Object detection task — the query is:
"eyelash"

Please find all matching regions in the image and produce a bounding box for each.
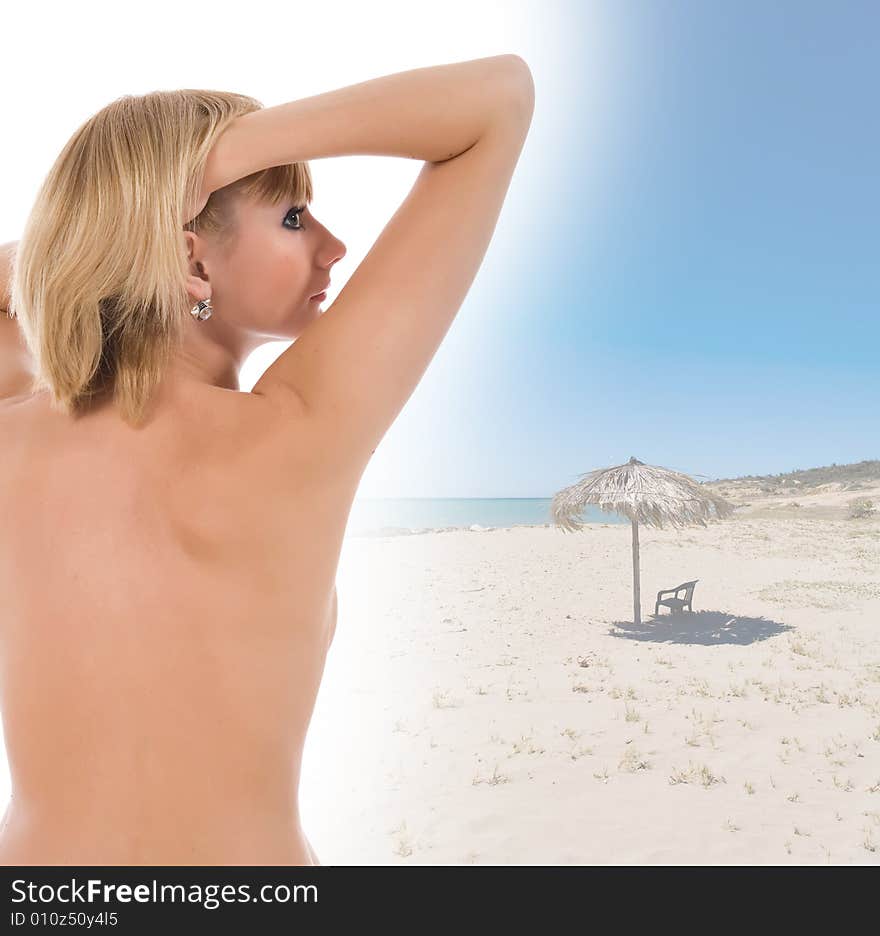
[283,206,307,230]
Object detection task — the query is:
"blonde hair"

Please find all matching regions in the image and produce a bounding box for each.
[10,89,313,427]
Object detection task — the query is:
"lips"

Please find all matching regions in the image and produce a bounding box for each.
[310,282,330,298]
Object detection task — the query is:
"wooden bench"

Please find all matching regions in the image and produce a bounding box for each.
[654,580,699,615]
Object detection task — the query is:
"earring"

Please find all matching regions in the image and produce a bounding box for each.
[190,297,213,321]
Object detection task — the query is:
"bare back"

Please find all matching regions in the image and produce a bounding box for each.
[0,382,352,864]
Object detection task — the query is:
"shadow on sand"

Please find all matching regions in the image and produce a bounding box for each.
[608,609,793,646]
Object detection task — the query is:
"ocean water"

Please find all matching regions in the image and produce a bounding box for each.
[345,497,629,537]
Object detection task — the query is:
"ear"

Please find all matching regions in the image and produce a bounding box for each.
[181,231,211,303]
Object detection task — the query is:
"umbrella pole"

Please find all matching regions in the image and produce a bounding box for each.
[631,518,641,625]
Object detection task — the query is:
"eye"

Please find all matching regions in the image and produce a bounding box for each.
[282,206,306,230]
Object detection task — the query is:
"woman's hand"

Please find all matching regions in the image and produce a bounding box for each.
[0,239,35,397]
[0,241,17,314]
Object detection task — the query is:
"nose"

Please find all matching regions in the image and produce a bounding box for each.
[320,236,345,274]
[328,233,346,265]
[311,212,346,269]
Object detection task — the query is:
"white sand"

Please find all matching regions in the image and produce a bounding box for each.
[299,485,880,865]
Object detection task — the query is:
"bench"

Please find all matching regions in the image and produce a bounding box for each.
[654,580,699,615]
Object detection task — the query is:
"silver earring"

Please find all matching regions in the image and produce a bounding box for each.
[190,298,213,321]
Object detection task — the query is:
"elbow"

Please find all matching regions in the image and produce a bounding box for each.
[496,55,536,128]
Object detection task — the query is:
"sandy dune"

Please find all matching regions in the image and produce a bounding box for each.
[299,491,880,866]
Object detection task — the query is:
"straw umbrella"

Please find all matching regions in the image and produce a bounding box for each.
[551,456,735,625]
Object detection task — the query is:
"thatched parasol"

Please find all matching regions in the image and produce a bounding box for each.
[551,456,736,625]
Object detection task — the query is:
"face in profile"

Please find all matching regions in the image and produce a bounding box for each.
[184,194,347,343]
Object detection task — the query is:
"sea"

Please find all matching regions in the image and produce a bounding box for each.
[345,497,629,537]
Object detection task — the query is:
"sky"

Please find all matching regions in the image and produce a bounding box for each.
[1,1,877,498]
[365,0,879,497]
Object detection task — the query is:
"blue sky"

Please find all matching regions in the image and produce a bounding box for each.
[356,1,879,498]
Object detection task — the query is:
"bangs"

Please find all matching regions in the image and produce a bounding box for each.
[235,162,314,209]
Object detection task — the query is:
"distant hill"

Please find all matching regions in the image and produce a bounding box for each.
[704,459,880,501]
[710,460,880,488]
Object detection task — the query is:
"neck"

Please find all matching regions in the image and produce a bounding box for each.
[168,313,270,391]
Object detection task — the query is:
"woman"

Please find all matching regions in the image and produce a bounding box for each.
[0,54,534,865]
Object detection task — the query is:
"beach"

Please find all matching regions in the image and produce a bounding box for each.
[300,481,880,865]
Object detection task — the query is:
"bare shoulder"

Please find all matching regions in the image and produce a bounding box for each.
[223,385,365,563]
[232,382,367,496]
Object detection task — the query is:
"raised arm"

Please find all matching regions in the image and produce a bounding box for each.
[202,55,535,477]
